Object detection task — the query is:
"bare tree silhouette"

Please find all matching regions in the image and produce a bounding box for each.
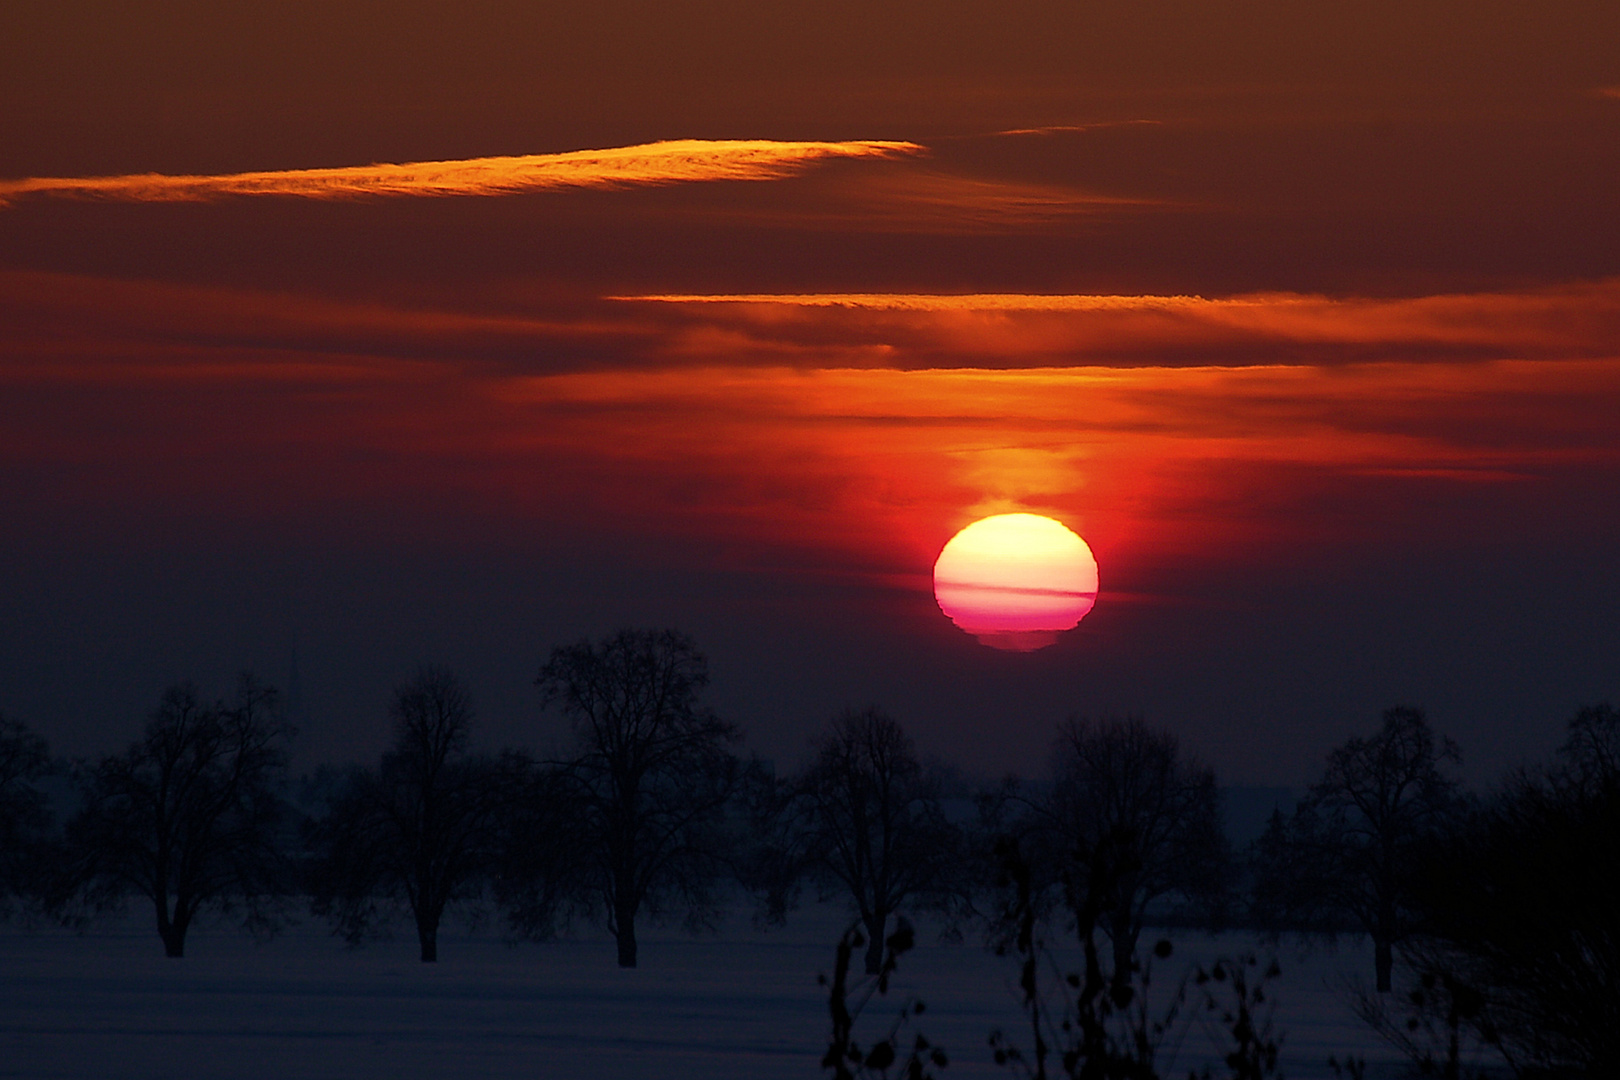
[767,707,962,975]
[537,628,740,968]
[1018,715,1228,994]
[308,665,500,962]
[68,676,290,957]
[1559,701,1619,794]
[1253,706,1462,991]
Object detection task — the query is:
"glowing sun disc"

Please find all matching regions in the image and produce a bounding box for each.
[933,513,1098,651]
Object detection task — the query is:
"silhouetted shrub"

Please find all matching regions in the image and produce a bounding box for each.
[490,750,583,943]
[1347,966,1494,1080]
[988,837,1180,1080]
[985,839,1282,1080]
[0,713,53,918]
[821,915,947,1080]
[1188,954,1284,1080]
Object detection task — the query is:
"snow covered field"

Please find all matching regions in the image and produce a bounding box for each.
[3,908,1416,1080]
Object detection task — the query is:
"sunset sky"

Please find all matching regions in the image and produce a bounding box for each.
[3,0,1617,785]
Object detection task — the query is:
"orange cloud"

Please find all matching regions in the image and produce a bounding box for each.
[5,272,1618,594]
[628,292,1215,310]
[0,139,922,206]
[622,283,1620,365]
[10,272,1620,395]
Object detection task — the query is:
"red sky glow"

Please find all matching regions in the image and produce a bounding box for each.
[2,0,1618,782]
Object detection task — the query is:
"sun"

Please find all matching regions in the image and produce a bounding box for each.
[932,513,1099,651]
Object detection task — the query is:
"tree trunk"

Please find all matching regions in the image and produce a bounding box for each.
[614,890,639,968]
[863,911,886,976]
[1373,891,1400,992]
[415,891,445,962]
[1375,934,1393,992]
[157,898,187,958]
[1109,917,1138,992]
[615,919,638,968]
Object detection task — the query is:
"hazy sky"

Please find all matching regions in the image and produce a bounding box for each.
[3,0,1618,785]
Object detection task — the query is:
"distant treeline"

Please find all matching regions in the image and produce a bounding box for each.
[1,627,1615,1076]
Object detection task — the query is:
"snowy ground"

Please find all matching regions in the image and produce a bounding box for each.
[2,906,1435,1080]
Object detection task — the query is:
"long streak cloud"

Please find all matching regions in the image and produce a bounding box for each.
[0,139,922,206]
[621,285,1620,361]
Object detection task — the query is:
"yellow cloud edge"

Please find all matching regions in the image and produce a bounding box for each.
[0,139,924,206]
